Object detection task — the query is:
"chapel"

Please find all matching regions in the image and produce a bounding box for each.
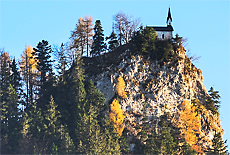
[147,7,174,40]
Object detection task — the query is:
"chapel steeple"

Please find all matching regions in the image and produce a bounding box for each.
[166,7,172,26]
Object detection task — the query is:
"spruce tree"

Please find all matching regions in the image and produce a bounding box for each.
[157,114,178,154]
[101,116,121,154]
[33,40,52,93]
[0,51,11,105]
[206,87,221,115]
[61,55,86,147]
[1,85,21,154]
[1,52,22,154]
[212,132,227,154]
[106,30,119,51]
[142,27,157,54]
[91,20,105,57]
[44,95,75,154]
[33,40,53,111]
[22,102,46,154]
[10,58,22,92]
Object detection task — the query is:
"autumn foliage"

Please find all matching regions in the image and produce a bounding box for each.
[179,100,202,153]
[116,76,127,99]
[109,98,125,136]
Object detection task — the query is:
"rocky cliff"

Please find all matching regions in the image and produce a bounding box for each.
[84,45,223,152]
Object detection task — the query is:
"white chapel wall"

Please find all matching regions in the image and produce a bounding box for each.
[156,31,172,40]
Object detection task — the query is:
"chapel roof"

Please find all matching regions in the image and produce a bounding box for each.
[147,25,173,32]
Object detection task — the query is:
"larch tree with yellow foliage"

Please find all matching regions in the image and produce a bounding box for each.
[179,100,202,153]
[109,98,125,136]
[116,76,127,99]
[70,15,94,57]
[20,45,39,107]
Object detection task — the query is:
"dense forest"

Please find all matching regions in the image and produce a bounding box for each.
[0,13,228,154]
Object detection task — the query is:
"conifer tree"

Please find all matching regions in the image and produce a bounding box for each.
[33,40,53,111]
[91,20,105,57]
[10,58,22,92]
[33,40,52,91]
[22,102,46,154]
[157,114,178,154]
[211,132,227,154]
[106,30,119,51]
[0,51,11,104]
[206,87,221,115]
[142,27,157,54]
[1,85,21,154]
[141,113,178,154]
[60,55,86,146]
[44,95,75,154]
[1,51,21,154]
[101,116,121,154]
[119,128,130,154]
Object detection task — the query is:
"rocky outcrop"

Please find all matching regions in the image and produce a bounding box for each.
[86,50,223,151]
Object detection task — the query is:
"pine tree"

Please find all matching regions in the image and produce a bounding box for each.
[60,55,86,147]
[119,128,130,154]
[33,40,52,91]
[106,30,119,51]
[211,132,227,154]
[10,58,22,92]
[85,80,106,122]
[0,51,22,154]
[1,85,21,154]
[101,116,121,154]
[0,51,11,105]
[157,114,178,154]
[91,20,105,57]
[33,40,53,111]
[142,113,178,154]
[142,27,157,54]
[21,102,46,154]
[44,95,75,154]
[206,87,221,115]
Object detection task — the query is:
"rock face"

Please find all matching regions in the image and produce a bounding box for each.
[87,50,223,151]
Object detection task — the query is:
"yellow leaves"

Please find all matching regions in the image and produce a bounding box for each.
[108,76,127,136]
[109,98,125,137]
[116,76,127,99]
[1,51,10,62]
[20,45,38,73]
[179,100,202,153]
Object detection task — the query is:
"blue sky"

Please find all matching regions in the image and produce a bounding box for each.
[1,0,229,147]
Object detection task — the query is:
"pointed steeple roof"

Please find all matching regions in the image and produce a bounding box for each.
[166,7,172,23]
